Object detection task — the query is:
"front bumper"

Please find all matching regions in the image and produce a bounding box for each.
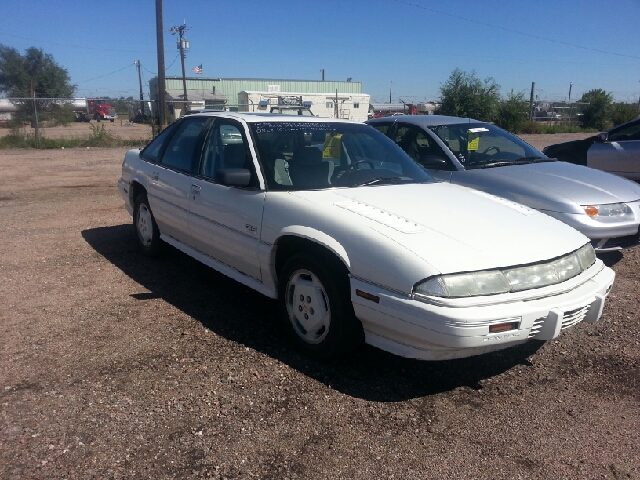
[351,262,615,361]
[541,200,640,252]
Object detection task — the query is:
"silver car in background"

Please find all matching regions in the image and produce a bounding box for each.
[543,117,640,181]
[366,115,640,252]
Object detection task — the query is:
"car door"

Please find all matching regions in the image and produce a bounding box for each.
[188,118,266,281]
[145,116,209,242]
[588,119,640,180]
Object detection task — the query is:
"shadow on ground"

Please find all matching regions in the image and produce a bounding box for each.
[82,224,543,402]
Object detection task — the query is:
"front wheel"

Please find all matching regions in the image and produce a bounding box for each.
[278,253,363,359]
[133,193,163,256]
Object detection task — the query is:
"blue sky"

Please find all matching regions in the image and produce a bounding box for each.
[1,0,639,104]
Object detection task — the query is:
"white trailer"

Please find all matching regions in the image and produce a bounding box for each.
[238,91,371,122]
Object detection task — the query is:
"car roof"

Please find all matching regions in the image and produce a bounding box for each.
[366,114,482,127]
[185,111,357,124]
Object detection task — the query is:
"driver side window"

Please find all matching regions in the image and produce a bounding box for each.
[393,124,452,170]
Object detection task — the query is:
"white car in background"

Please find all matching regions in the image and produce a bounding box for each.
[118,113,614,361]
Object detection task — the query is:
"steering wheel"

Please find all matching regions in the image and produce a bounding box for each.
[481,146,500,155]
[332,159,375,184]
[346,159,375,170]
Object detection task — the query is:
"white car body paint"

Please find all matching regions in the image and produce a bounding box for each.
[119,113,615,360]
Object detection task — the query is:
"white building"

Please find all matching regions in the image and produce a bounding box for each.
[238,91,371,122]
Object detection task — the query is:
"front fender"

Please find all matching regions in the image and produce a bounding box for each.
[274,225,351,269]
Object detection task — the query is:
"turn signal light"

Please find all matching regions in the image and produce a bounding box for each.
[489,321,519,333]
[584,206,599,217]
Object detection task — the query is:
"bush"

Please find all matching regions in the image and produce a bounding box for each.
[438,69,501,121]
[495,90,529,133]
[609,102,639,128]
[0,125,148,149]
[518,121,543,134]
[579,89,613,130]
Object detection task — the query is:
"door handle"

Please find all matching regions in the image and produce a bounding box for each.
[151,171,159,181]
[191,184,201,198]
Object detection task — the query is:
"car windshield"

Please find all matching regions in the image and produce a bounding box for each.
[428,123,549,169]
[250,121,433,190]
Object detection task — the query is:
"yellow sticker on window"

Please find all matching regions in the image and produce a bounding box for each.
[468,135,479,151]
[323,133,342,158]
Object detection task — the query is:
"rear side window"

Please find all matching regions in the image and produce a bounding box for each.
[160,117,208,173]
[370,123,391,136]
[140,121,180,163]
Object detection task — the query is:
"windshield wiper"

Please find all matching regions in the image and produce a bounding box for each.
[353,176,403,187]
[466,156,556,170]
[514,157,558,165]
[465,161,514,169]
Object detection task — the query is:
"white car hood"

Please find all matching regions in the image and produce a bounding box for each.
[290,183,588,275]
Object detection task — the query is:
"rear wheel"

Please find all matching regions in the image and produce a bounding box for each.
[278,252,363,359]
[133,193,162,256]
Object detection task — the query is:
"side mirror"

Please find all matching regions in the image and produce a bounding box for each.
[215,168,251,187]
[597,132,608,142]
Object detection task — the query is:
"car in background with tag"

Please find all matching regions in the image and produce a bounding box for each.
[367,115,640,252]
[118,112,614,362]
[543,117,640,181]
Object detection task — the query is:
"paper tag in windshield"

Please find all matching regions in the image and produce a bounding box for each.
[468,135,479,151]
[323,133,342,158]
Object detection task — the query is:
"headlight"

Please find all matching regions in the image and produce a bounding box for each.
[414,270,510,297]
[414,243,596,298]
[583,202,631,218]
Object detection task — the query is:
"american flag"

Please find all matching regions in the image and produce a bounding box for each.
[192,64,202,74]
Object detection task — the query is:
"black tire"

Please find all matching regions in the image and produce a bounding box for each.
[133,193,163,256]
[110,119,115,123]
[278,252,363,359]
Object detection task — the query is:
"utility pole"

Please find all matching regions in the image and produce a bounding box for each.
[155,0,167,128]
[568,82,573,125]
[389,81,392,104]
[320,69,325,81]
[170,23,189,112]
[136,60,144,116]
[529,82,536,121]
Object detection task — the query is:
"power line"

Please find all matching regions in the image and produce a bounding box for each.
[75,63,137,84]
[392,0,640,61]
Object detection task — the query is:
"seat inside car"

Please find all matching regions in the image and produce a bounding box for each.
[289,146,331,188]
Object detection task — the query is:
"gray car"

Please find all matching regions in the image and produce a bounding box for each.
[543,117,640,181]
[366,115,640,252]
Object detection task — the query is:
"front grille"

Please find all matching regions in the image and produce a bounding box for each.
[561,304,590,329]
[602,230,640,249]
[529,301,592,338]
[528,316,546,338]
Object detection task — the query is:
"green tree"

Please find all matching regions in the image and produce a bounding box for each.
[438,69,501,121]
[579,89,613,130]
[495,90,529,133]
[0,45,74,97]
[608,101,639,127]
[0,45,75,127]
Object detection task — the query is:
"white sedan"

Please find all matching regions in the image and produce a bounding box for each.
[118,112,615,361]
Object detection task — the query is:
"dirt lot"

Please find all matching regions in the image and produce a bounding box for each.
[0,139,638,479]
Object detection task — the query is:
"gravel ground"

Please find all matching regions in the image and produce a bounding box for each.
[0,140,638,479]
